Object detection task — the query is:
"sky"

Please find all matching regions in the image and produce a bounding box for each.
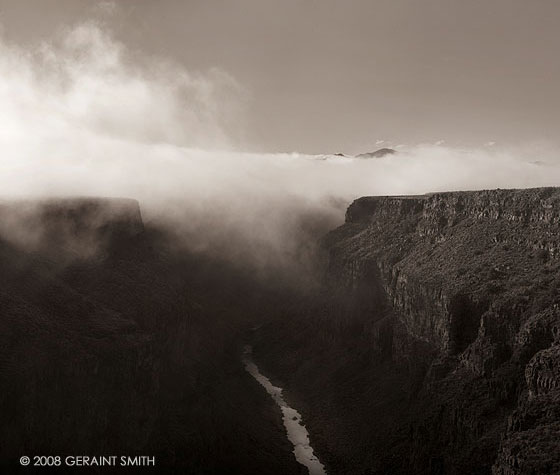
[1,0,559,154]
[1,0,560,278]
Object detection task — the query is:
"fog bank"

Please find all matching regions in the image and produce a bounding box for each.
[1,21,559,278]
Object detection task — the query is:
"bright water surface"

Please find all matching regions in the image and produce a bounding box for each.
[242,345,326,475]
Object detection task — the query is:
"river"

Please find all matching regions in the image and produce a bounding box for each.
[242,345,326,475]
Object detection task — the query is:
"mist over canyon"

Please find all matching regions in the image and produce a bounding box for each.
[2,6,560,475]
[2,19,560,278]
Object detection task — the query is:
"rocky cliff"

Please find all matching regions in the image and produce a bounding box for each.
[331,188,560,354]
[254,187,560,475]
[333,188,560,474]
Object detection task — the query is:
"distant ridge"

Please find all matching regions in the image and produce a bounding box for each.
[356,147,396,158]
[0,197,144,259]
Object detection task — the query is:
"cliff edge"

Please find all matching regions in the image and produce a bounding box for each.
[254,187,560,475]
[324,187,560,474]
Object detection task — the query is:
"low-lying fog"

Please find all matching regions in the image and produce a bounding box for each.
[1,20,560,279]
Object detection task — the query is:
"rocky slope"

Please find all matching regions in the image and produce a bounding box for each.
[254,187,560,475]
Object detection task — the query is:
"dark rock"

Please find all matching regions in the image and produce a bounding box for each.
[255,186,560,475]
[0,198,301,474]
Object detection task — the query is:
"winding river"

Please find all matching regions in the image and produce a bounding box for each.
[242,345,326,475]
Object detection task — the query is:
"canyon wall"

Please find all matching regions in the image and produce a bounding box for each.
[332,188,560,474]
[255,187,560,475]
[0,198,300,474]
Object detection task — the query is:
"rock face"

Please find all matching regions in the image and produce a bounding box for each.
[332,188,560,473]
[334,188,560,355]
[255,187,560,475]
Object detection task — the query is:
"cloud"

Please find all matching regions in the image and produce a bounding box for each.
[0,21,246,151]
[1,21,560,282]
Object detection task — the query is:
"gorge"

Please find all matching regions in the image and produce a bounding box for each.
[1,187,559,474]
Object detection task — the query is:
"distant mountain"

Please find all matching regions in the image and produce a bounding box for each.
[356,147,396,158]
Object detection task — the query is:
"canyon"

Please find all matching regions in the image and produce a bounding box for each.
[1,187,560,474]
